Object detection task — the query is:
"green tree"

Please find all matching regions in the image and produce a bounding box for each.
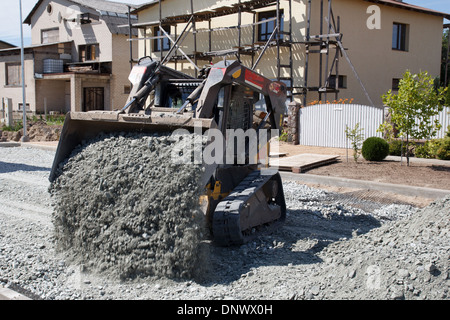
[345,123,364,162]
[380,70,448,166]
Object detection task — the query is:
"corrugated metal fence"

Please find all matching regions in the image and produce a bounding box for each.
[422,106,450,139]
[299,104,450,148]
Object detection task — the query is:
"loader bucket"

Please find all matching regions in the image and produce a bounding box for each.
[49,110,215,183]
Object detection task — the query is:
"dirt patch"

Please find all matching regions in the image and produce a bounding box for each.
[278,141,351,157]
[277,142,450,191]
[1,121,61,142]
[304,159,450,191]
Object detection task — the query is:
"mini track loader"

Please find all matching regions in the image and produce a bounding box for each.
[49,58,288,246]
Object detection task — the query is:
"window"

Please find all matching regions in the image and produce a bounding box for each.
[41,28,59,44]
[5,63,21,86]
[79,44,99,62]
[258,10,284,42]
[154,26,171,52]
[392,78,401,91]
[328,75,347,89]
[392,23,408,51]
[18,103,30,111]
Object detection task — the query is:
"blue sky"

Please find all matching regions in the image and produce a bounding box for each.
[0,0,448,47]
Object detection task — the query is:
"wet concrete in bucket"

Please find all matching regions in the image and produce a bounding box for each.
[49,132,208,280]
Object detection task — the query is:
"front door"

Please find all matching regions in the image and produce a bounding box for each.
[83,87,104,111]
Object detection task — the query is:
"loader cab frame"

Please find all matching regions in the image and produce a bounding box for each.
[154,80,203,110]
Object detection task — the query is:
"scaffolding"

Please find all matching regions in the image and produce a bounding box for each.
[126,0,361,106]
[444,23,450,87]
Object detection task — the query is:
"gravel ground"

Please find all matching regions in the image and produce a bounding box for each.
[0,145,449,300]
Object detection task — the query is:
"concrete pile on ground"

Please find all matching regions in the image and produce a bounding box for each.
[49,132,208,280]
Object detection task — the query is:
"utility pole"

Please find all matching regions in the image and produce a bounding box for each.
[19,0,29,142]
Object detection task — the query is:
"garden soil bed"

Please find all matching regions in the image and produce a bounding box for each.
[278,142,450,191]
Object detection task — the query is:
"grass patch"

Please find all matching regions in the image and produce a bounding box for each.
[2,121,23,132]
[44,115,65,126]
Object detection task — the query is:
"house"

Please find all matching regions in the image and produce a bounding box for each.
[0,41,16,50]
[0,0,138,117]
[130,0,450,108]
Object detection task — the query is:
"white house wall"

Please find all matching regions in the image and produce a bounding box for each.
[0,54,36,113]
[136,0,445,107]
[111,34,138,110]
[307,0,444,107]
[29,0,113,63]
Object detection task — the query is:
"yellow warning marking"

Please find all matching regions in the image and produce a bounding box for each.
[232,69,242,79]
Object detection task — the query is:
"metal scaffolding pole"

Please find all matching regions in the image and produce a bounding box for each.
[319,0,324,101]
[323,0,331,101]
[159,0,163,60]
[238,0,242,61]
[128,5,133,70]
[276,0,281,79]
[445,24,449,86]
[335,16,340,101]
[191,0,198,77]
[303,0,312,107]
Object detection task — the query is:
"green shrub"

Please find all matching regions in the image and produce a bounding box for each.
[389,140,404,156]
[415,140,440,159]
[415,143,433,159]
[388,139,418,157]
[1,121,23,132]
[436,137,450,160]
[361,137,390,161]
[414,144,426,158]
[278,130,288,142]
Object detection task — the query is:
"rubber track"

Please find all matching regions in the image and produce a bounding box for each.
[212,170,283,246]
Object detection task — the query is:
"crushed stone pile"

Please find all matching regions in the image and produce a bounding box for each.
[3,143,448,300]
[49,132,207,280]
[314,196,450,300]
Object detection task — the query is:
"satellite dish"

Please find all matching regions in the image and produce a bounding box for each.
[60,5,82,29]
